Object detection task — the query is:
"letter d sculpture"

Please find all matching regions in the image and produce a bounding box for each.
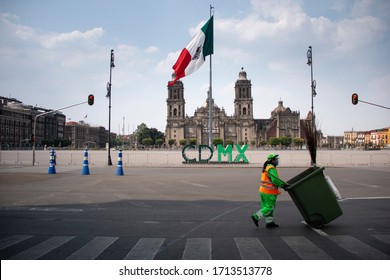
[81,148,90,175]
[116,149,124,176]
[48,148,56,174]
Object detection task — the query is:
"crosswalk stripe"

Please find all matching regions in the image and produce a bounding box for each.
[182,238,211,260]
[124,238,165,260]
[66,236,118,260]
[328,235,390,260]
[235,237,272,260]
[0,235,33,251]
[282,236,333,260]
[3,234,388,260]
[9,236,75,260]
[372,234,390,245]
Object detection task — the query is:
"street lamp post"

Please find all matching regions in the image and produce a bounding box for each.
[106,49,115,166]
[306,46,317,131]
[306,46,318,166]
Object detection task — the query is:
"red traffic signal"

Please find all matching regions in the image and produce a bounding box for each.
[352,93,358,105]
[88,94,94,106]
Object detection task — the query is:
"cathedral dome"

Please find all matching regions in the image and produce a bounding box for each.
[271,100,286,117]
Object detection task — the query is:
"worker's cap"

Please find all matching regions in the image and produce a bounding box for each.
[267,153,279,160]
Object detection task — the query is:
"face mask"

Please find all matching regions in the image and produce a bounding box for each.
[274,159,279,166]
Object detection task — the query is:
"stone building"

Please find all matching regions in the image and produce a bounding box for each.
[0,96,65,149]
[64,121,108,149]
[166,68,311,146]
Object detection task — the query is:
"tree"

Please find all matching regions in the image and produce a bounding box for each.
[212,138,223,147]
[142,138,153,147]
[280,136,292,148]
[269,137,281,147]
[155,139,164,147]
[179,139,187,146]
[259,140,267,147]
[250,139,256,147]
[188,138,197,145]
[293,137,304,149]
[168,139,176,148]
[226,139,234,146]
[134,123,164,145]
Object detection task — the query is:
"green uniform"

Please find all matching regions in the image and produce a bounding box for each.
[254,164,284,224]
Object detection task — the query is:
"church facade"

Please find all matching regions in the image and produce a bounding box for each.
[165,68,311,146]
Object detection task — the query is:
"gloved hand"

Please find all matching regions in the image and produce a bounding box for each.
[282,184,290,191]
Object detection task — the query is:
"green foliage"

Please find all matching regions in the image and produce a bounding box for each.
[134,123,164,145]
[269,137,281,146]
[226,139,234,146]
[250,140,256,146]
[168,139,176,147]
[188,138,197,145]
[259,140,267,146]
[142,138,153,146]
[212,138,223,147]
[179,139,187,146]
[280,136,292,147]
[155,139,164,146]
[293,137,304,149]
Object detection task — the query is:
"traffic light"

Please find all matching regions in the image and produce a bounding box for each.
[352,93,358,105]
[88,94,94,106]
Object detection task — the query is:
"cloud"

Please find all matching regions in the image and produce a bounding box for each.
[145,46,159,54]
[1,13,105,50]
[155,51,180,75]
[41,28,105,49]
[334,16,386,52]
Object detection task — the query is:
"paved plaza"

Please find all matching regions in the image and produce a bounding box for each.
[0,153,389,260]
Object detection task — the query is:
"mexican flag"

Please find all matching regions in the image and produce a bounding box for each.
[168,16,213,87]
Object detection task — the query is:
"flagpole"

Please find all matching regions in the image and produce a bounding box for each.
[208,5,214,147]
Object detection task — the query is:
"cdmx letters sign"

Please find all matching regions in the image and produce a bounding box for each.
[182,144,249,164]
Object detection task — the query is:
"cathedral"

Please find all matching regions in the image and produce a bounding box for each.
[165,68,311,146]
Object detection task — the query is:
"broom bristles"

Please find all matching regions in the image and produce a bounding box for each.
[305,121,317,165]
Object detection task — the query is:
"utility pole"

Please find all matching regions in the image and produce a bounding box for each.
[106,49,115,166]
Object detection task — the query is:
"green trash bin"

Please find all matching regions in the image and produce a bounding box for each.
[286,166,343,229]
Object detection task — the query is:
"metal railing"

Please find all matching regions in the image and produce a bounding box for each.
[1,150,389,167]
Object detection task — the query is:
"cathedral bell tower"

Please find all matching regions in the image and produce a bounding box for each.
[234,67,255,144]
[234,67,253,119]
[165,74,185,144]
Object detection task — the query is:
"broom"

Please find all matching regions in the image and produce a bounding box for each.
[305,121,317,166]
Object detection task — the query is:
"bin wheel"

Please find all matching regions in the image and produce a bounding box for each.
[309,214,325,229]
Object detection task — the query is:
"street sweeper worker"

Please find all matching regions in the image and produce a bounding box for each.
[251,153,288,228]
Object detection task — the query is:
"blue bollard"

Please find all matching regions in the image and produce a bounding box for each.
[81,148,90,175]
[48,148,56,174]
[116,149,124,176]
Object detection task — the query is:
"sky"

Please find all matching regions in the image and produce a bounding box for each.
[0,0,389,136]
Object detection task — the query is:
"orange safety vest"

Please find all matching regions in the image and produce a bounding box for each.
[259,165,281,195]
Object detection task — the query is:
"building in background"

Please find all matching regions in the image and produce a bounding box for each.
[64,121,112,149]
[0,96,65,149]
[343,127,389,148]
[166,68,315,147]
[1,95,113,150]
